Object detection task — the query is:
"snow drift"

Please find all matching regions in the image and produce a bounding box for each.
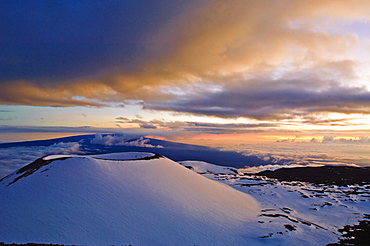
[0,152,259,245]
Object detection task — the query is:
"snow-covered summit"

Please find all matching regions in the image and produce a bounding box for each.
[0,152,260,245]
[43,151,157,161]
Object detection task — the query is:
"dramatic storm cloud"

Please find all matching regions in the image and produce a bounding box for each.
[0,0,370,143]
[1,0,370,135]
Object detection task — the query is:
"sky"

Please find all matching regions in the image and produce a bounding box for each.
[1,0,370,149]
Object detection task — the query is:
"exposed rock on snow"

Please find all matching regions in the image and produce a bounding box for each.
[255,165,370,186]
[181,160,370,246]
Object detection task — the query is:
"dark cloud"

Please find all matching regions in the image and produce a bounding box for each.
[0,125,187,141]
[146,79,370,120]
[116,117,129,121]
[115,117,278,133]
[186,122,278,129]
[139,123,158,129]
[301,117,364,126]
[0,125,100,133]
[0,0,194,82]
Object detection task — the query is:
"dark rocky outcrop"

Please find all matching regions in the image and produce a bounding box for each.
[255,166,370,186]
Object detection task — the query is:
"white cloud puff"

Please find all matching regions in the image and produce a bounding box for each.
[90,133,163,148]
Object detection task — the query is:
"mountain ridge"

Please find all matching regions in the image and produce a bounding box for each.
[0,152,260,245]
[0,134,270,169]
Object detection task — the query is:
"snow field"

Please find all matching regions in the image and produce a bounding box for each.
[1,153,260,245]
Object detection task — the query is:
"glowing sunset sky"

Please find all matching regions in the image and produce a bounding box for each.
[1,0,370,144]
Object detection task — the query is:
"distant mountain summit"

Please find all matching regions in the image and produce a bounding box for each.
[0,152,259,245]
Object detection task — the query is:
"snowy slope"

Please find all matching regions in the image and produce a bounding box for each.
[179,160,241,175]
[181,160,370,246]
[0,152,260,245]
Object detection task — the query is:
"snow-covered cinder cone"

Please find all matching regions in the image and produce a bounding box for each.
[0,152,260,245]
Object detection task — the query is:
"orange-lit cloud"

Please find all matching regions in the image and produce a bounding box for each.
[1,0,370,122]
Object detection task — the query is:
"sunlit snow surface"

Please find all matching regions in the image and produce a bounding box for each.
[180,160,370,245]
[0,152,369,245]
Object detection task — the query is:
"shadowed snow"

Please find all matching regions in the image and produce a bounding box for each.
[0,152,259,245]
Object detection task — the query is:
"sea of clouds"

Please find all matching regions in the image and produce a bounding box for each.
[0,142,82,178]
[232,140,370,173]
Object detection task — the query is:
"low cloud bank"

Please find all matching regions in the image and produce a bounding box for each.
[0,142,82,178]
[90,134,163,148]
[276,135,370,144]
[223,141,370,172]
